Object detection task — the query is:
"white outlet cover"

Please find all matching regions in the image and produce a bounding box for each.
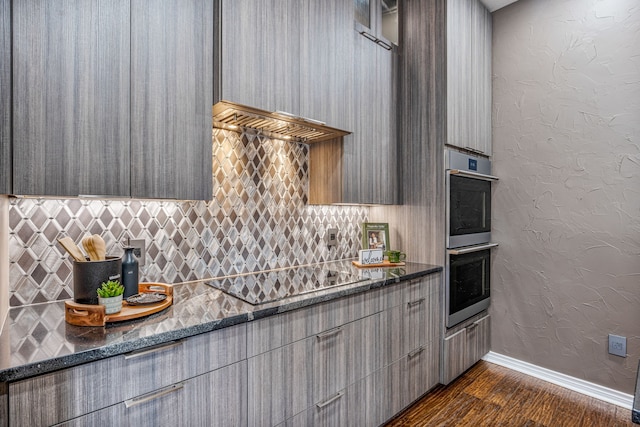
[608,334,627,357]
[326,228,338,247]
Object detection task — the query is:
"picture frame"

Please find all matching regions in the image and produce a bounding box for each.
[362,222,389,252]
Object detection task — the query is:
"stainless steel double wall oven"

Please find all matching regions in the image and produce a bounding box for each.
[445,149,498,328]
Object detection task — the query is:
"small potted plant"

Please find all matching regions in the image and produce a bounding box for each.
[96,280,125,314]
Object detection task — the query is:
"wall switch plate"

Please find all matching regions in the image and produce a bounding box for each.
[326,228,338,249]
[128,238,146,266]
[608,334,627,357]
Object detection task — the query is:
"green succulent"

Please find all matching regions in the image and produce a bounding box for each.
[97,280,124,298]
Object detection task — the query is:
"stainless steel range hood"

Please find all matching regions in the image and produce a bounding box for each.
[212,101,350,143]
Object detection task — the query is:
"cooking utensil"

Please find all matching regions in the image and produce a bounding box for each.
[82,235,98,261]
[57,237,86,262]
[82,234,106,261]
[92,234,106,261]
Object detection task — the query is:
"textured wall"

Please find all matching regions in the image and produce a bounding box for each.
[491,0,640,393]
[8,129,368,306]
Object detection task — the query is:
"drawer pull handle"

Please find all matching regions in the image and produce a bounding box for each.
[316,327,342,340]
[468,316,486,329]
[316,391,344,408]
[124,341,183,360]
[466,322,479,331]
[125,383,185,408]
[407,298,425,308]
[408,346,425,358]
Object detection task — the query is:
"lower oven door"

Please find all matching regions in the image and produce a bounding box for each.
[446,243,497,328]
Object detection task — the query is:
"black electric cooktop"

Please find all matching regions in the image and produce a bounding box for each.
[205,266,366,305]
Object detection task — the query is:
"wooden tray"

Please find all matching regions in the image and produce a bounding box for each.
[352,260,406,268]
[65,283,173,327]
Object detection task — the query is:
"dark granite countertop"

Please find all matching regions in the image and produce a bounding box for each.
[0,260,441,383]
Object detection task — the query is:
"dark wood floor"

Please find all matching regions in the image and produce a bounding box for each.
[386,361,634,427]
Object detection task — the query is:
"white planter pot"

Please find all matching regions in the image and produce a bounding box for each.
[98,294,123,314]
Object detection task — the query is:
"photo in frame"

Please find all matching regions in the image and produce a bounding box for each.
[361,222,389,252]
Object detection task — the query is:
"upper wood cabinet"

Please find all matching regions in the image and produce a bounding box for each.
[219,0,300,115]
[131,0,213,200]
[342,33,398,205]
[219,0,355,130]
[219,0,398,205]
[10,0,213,199]
[0,0,10,194]
[12,0,131,197]
[311,31,398,205]
[446,0,492,156]
[354,0,399,49]
[299,0,354,131]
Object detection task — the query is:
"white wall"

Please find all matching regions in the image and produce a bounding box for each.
[491,0,640,393]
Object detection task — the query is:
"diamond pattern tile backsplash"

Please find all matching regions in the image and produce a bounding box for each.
[8,129,368,307]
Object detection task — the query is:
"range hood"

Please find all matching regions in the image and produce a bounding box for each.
[213,101,350,143]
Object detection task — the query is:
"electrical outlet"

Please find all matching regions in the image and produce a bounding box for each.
[128,238,146,266]
[326,228,338,249]
[608,334,626,357]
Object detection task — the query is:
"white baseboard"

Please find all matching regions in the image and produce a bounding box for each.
[483,351,634,410]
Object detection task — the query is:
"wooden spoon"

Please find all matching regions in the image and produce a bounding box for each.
[92,234,106,261]
[57,237,86,262]
[82,235,99,261]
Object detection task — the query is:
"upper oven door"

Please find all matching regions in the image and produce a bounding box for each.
[446,170,498,248]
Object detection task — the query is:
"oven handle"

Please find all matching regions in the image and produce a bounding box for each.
[448,169,499,181]
[448,243,498,255]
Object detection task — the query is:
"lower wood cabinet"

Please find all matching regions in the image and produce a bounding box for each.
[387,341,439,418]
[246,288,384,358]
[7,324,246,427]
[250,272,441,427]
[54,361,247,427]
[387,275,440,364]
[344,367,389,427]
[441,314,491,385]
[279,347,436,427]
[247,312,385,427]
[5,273,442,427]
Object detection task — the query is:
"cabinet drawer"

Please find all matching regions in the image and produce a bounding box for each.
[386,343,438,417]
[119,339,187,401]
[404,343,438,405]
[248,313,384,427]
[279,365,390,427]
[184,323,247,378]
[248,324,348,426]
[345,367,389,427]
[9,356,122,427]
[247,289,383,357]
[9,325,246,427]
[386,275,440,364]
[55,381,186,427]
[441,314,490,385]
[403,277,431,304]
[55,361,247,427]
[280,389,347,427]
[122,323,246,400]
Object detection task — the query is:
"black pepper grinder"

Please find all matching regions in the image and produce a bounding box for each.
[121,247,139,298]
